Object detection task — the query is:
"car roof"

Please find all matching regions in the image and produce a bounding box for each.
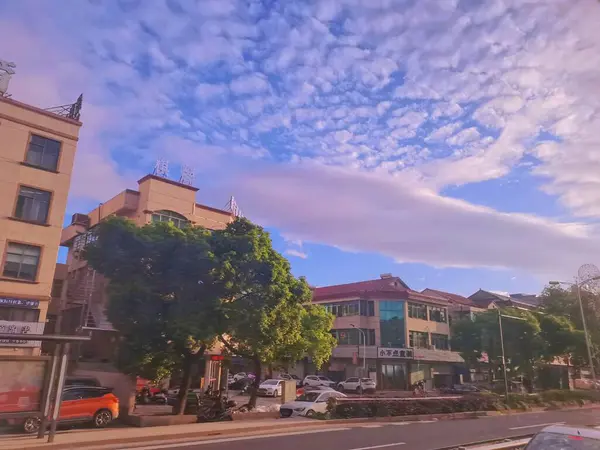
[540,425,600,440]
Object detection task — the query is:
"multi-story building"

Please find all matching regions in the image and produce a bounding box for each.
[0,92,82,355]
[53,173,234,363]
[312,275,465,390]
[421,288,488,323]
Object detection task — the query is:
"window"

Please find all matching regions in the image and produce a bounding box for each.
[331,328,376,346]
[431,333,449,350]
[380,300,406,348]
[429,306,447,323]
[409,331,429,349]
[2,243,41,281]
[25,135,61,171]
[62,389,84,401]
[0,307,39,322]
[51,279,64,298]
[14,186,51,223]
[408,303,428,320]
[151,210,189,229]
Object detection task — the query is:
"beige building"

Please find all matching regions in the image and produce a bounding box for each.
[51,173,233,370]
[0,94,82,355]
[312,275,465,390]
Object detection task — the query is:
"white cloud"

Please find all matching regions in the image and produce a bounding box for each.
[426,122,462,142]
[232,163,599,276]
[230,73,270,95]
[447,127,481,146]
[196,83,228,100]
[285,249,308,259]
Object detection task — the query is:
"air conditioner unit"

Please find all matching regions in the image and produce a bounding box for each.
[71,213,90,227]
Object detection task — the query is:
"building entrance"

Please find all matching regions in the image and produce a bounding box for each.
[380,363,407,390]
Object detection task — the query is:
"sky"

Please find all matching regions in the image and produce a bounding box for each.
[2,0,600,296]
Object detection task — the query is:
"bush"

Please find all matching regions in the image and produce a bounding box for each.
[329,394,500,419]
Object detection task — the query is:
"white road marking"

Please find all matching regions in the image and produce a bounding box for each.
[509,422,565,430]
[118,427,351,450]
[361,424,384,428]
[387,422,410,426]
[348,443,406,450]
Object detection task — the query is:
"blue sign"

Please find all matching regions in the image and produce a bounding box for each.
[0,297,39,308]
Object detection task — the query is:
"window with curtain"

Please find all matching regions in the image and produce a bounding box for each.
[409,330,429,348]
[408,302,428,320]
[14,186,51,223]
[429,306,448,323]
[2,243,41,281]
[331,328,376,345]
[151,210,189,229]
[431,333,449,350]
[25,135,61,171]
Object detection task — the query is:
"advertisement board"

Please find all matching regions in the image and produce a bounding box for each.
[0,358,47,415]
[0,321,44,347]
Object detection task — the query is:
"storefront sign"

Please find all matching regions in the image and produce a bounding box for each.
[377,347,414,359]
[0,297,39,309]
[0,321,44,347]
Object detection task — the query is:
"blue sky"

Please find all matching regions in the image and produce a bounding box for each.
[2,0,600,297]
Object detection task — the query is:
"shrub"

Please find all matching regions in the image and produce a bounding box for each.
[329,394,499,419]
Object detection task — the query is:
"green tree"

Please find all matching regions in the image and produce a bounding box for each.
[212,219,336,408]
[84,217,220,414]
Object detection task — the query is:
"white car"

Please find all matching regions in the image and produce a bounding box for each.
[337,377,376,393]
[280,390,347,417]
[303,375,336,388]
[525,424,600,449]
[232,372,248,382]
[278,373,303,387]
[257,379,283,397]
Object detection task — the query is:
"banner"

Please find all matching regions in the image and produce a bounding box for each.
[0,359,46,414]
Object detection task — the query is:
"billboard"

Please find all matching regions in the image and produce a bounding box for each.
[0,359,47,414]
[0,321,45,347]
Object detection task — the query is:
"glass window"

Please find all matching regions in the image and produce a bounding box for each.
[26,135,61,171]
[408,303,428,320]
[62,390,83,401]
[3,243,41,281]
[0,307,39,322]
[429,306,447,323]
[431,333,449,350]
[14,186,51,223]
[331,328,376,345]
[379,300,406,348]
[151,210,189,229]
[51,279,64,298]
[409,331,429,348]
[359,300,375,316]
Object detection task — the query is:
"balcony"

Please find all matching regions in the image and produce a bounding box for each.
[44,95,83,121]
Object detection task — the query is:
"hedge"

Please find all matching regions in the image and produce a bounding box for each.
[327,390,600,419]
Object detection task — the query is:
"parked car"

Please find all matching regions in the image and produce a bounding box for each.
[302,375,336,388]
[16,386,118,433]
[65,377,101,388]
[257,379,284,397]
[278,373,303,387]
[296,385,337,397]
[525,424,600,449]
[440,384,487,395]
[280,390,347,418]
[232,372,255,382]
[337,377,376,393]
[229,377,254,392]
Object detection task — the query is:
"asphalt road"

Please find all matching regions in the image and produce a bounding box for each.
[118,408,600,450]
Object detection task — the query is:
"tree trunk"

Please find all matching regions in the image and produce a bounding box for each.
[248,358,262,409]
[174,348,205,415]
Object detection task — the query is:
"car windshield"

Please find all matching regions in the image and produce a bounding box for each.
[526,432,600,449]
[296,392,320,402]
[318,376,330,381]
[361,378,373,382]
[262,380,279,385]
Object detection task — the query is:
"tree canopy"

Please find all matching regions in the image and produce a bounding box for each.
[84,216,336,412]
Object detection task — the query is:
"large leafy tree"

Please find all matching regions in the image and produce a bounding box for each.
[84,217,220,414]
[211,219,336,408]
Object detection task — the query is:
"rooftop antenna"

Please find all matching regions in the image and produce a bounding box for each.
[153,159,169,178]
[226,196,244,218]
[179,165,195,186]
[0,59,17,97]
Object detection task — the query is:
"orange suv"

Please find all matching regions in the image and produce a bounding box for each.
[20,386,119,433]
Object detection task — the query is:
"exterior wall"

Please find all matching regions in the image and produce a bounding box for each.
[0,96,80,355]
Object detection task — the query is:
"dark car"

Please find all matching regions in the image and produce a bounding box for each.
[229,377,254,392]
[65,377,102,388]
[441,384,486,395]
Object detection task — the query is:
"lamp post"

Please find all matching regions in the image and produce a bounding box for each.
[497,311,527,401]
[351,324,366,393]
[549,276,600,387]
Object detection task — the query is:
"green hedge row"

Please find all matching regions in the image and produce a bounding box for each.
[327,390,600,419]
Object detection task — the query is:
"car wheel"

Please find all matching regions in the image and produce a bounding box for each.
[23,417,41,434]
[273,390,279,397]
[305,409,315,417]
[356,386,363,394]
[93,409,113,428]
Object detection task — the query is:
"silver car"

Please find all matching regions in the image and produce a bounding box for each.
[525,425,600,449]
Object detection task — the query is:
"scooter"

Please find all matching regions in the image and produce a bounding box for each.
[197,390,236,422]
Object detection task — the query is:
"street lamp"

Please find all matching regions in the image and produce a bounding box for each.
[549,276,600,387]
[497,311,526,401]
[350,324,366,393]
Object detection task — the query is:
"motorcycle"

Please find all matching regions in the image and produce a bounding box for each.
[197,389,236,422]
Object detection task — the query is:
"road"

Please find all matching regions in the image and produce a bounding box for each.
[117,408,600,450]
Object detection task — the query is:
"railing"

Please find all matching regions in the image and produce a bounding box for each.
[44,94,82,120]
